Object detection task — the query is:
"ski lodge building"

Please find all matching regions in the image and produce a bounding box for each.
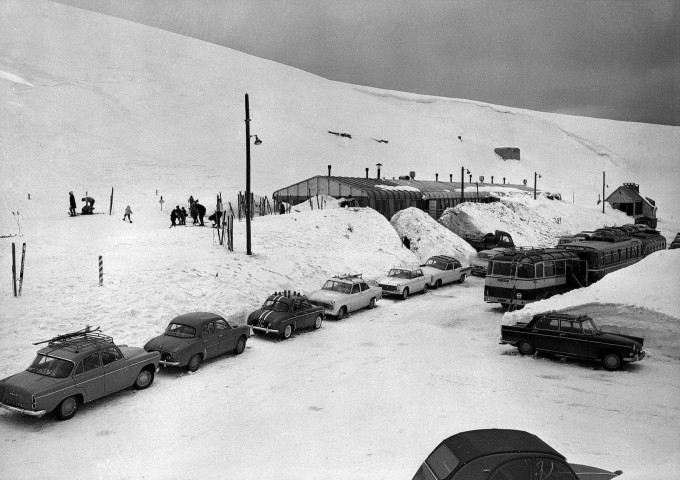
[273,174,529,219]
[605,183,657,222]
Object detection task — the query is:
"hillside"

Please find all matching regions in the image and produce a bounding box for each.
[1,0,679,238]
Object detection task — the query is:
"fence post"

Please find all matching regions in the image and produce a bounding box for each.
[109,187,114,215]
[98,256,103,286]
[12,243,17,297]
[18,243,26,296]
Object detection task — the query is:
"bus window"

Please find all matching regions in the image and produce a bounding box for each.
[517,264,535,279]
[492,262,515,276]
[555,261,565,275]
[544,261,555,277]
[603,251,611,265]
[535,263,544,278]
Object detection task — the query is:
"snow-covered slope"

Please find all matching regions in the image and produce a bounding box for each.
[1,0,679,238]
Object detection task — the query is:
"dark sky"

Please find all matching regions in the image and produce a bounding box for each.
[58,0,679,126]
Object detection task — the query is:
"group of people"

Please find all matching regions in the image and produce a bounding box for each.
[171,196,206,227]
[69,191,96,216]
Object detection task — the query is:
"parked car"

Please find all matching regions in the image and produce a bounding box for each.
[470,248,508,276]
[378,267,430,299]
[464,230,514,252]
[413,429,621,480]
[0,326,160,420]
[500,312,645,371]
[248,292,324,338]
[420,255,471,287]
[307,275,381,320]
[557,235,586,246]
[144,312,250,372]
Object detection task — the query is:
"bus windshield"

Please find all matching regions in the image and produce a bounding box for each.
[491,261,516,277]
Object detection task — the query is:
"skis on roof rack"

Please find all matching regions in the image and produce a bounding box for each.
[34,325,101,345]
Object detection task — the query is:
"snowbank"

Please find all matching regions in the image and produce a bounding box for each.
[390,207,476,264]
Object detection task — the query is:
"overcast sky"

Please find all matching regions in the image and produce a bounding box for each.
[58,0,679,126]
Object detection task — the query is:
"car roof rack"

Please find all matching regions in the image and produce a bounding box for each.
[34,325,113,353]
[334,273,363,280]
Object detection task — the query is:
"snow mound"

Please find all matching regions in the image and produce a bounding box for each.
[390,207,476,264]
[290,195,343,212]
[438,193,633,248]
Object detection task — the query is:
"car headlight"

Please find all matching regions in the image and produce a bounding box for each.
[331,300,335,306]
[516,293,522,299]
[397,283,401,288]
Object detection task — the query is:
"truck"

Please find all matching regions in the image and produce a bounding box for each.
[464,230,514,252]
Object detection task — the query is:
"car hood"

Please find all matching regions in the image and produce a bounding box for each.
[420,266,444,276]
[378,277,404,286]
[2,370,63,394]
[248,309,288,325]
[596,332,644,347]
[144,334,193,353]
[307,290,346,302]
[569,463,621,480]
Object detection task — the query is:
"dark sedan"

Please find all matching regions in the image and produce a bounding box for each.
[414,429,621,480]
[144,312,250,372]
[247,292,324,339]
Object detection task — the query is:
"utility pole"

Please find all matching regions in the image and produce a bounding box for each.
[602,171,606,214]
[461,166,465,203]
[534,172,541,200]
[245,94,252,255]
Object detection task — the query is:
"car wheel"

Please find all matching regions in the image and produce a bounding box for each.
[133,368,154,390]
[282,324,293,339]
[187,354,202,372]
[402,288,409,300]
[501,303,510,311]
[368,297,376,309]
[234,335,247,354]
[422,283,428,294]
[313,315,322,330]
[459,274,467,284]
[603,352,622,371]
[518,340,535,356]
[435,280,442,289]
[336,306,347,320]
[55,396,78,421]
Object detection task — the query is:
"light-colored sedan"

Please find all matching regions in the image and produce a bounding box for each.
[378,267,431,300]
[308,275,382,320]
[421,255,472,287]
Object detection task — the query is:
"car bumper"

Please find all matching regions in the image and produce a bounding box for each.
[625,351,646,363]
[250,325,281,335]
[158,360,181,367]
[0,402,47,417]
[485,295,529,305]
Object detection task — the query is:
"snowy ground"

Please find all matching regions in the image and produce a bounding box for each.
[1,2,679,479]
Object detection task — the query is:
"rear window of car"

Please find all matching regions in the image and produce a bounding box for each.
[165,323,196,338]
[27,354,75,378]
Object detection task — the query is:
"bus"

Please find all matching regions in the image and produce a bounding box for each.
[484,228,666,310]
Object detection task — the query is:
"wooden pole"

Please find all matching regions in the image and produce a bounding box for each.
[12,243,17,297]
[602,171,606,214]
[18,243,26,296]
[98,256,103,287]
[109,187,114,215]
[461,166,465,203]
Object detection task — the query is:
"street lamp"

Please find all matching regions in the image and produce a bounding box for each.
[245,93,262,256]
[533,172,541,200]
[461,167,470,202]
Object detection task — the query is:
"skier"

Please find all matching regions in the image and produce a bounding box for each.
[123,205,132,223]
[194,202,206,226]
[68,191,77,216]
[190,204,198,225]
[180,207,188,225]
[208,210,222,227]
[170,208,177,227]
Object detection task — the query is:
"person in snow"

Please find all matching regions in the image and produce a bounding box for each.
[81,196,95,214]
[180,207,188,225]
[123,205,132,223]
[188,195,194,207]
[194,202,206,226]
[190,204,198,224]
[279,202,286,215]
[68,191,77,216]
[208,210,222,227]
[170,208,177,227]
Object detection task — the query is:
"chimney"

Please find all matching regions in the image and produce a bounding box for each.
[410,171,415,180]
[503,177,506,184]
[450,174,453,182]
[365,168,369,179]
[491,176,494,184]
[436,173,439,182]
[376,163,382,179]
[469,174,472,183]
[328,165,331,177]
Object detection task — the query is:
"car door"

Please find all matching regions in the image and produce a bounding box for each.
[532,317,559,352]
[415,269,427,291]
[297,299,317,327]
[201,321,220,359]
[558,320,584,356]
[359,282,372,308]
[216,318,238,354]
[101,345,130,394]
[347,284,362,312]
[73,350,105,402]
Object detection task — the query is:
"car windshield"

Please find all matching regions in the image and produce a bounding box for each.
[388,269,411,278]
[262,299,289,312]
[425,444,460,480]
[477,252,492,260]
[26,354,74,379]
[582,318,601,334]
[425,259,446,270]
[165,323,196,338]
[322,280,352,294]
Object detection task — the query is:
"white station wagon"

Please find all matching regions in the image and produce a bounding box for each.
[378,267,431,300]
